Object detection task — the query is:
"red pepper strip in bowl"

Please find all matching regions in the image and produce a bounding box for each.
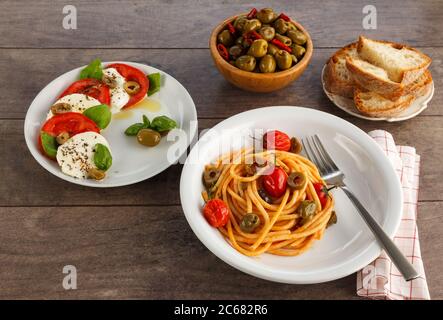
[278,13,291,22]
[227,22,236,34]
[249,30,262,40]
[217,44,229,61]
[247,8,257,19]
[271,39,292,53]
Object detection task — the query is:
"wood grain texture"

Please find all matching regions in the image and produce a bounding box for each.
[1,47,442,119]
[2,116,443,207]
[1,0,442,300]
[0,0,442,48]
[0,204,440,299]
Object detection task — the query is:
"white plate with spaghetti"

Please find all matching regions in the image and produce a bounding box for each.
[180,106,403,284]
[321,66,434,122]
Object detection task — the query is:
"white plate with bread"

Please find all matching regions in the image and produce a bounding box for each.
[323,36,434,121]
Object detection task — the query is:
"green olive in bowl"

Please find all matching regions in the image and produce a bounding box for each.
[243,19,262,33]
[287,29,307,45]
[256,8,277,24]
[235,55,256,72]
[274,34,292,46]
[275,50,293,70]
[259,54,277,73]
[258,26,275,41]
[291,44,306,59]
[273,18,288,34]
[267,43,279,56]
[217,29,234,46]
[229,45,244,60]
[248,39,268,58]
[233,15,247,32]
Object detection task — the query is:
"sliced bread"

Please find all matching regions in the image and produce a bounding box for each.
[346,56,404,100]
[353,89,414,117]
[406,70,433,98]
[353,70,432,117]
[357,35,431,84]
[323,43,358,98]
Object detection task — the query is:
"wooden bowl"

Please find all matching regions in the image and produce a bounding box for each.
[209,14,314,93]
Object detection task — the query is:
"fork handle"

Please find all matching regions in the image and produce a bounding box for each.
[340,185,419,281]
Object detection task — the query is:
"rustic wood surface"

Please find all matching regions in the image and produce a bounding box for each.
[0,0,442,299]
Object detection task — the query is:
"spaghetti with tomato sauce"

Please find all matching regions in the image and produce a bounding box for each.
[201,131,336,257]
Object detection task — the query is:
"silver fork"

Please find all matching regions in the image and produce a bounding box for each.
[302,135,419,281]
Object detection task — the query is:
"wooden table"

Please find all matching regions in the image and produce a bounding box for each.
[0,0,442,299]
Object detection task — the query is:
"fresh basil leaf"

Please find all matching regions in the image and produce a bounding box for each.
[80,59,103,80]
[40,131,58,158]
[147,73,161,96]
[83,104,111,129]
[151,115,177,132]
[93,143,112,171]
[124,123,145,136]
[142,115,150,127]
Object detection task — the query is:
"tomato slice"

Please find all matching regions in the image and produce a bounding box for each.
[38,112,100,159]
[59,79,111,105]
[106,63,149,109]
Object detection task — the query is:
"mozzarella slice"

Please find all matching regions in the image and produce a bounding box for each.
[56,131,111,179]
[47,93,101,119]
[103,68,130,113]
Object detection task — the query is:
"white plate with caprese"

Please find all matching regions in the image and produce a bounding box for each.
[24,60,198,187]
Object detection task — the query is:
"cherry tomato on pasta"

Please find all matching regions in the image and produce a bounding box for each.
[313,182,329,208]
[263,130,291,151]
[203,199,230,227]
[262,166,288,198]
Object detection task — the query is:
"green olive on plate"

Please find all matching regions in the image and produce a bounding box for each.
[136,128,161,147]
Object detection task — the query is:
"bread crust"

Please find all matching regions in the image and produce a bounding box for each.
[323,42,357,98]
[357,35,432,85]
[353,88,414,117]
[346,57,404,100]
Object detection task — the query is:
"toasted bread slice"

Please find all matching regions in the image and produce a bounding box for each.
[323,42,358,98]
[406,70,433,98]
[346,57,404,100]
[357,36,431,84]
[354,89,414,117]
[353,71,432,118]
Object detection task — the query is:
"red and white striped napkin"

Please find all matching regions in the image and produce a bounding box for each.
[356,130,430,300]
